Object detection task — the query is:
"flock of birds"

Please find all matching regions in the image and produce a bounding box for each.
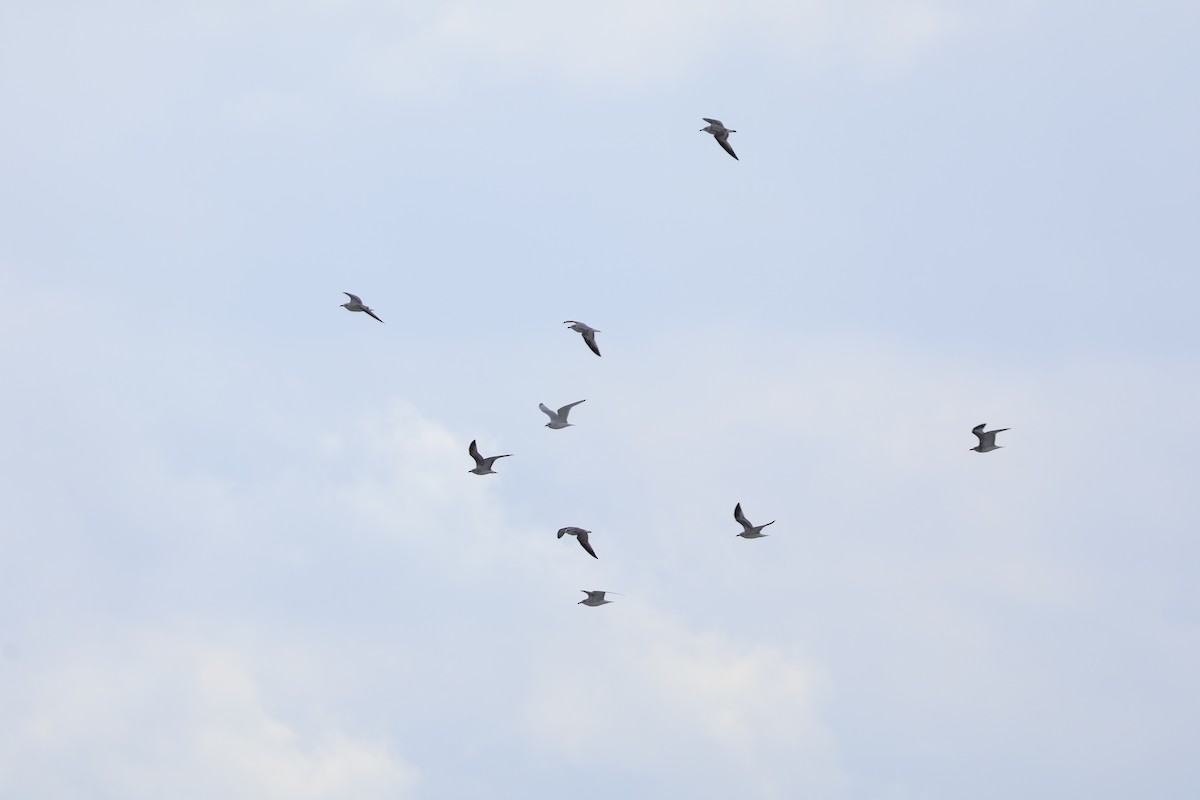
[339,119,1011,607]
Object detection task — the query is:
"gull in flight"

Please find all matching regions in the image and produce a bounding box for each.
[701,118,738,160]
[563,320,601,357]
[340,292,384,323]
[970,423,1010,453]
[579,590,619,607]
[558,526,599,559]
[539,399,586,429]
[734,503,774,539]
[468,439,511,475]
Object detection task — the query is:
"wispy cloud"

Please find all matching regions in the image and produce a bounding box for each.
[524,606,844,796]
[0,636,417,800]
[346,0,959,93]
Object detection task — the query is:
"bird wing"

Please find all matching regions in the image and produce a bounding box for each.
[539,403,558,421]
[482,454,512,468]
[582,330,601,357]
[702,118,724,127]
[343,292,362,304]
[734,503,753,531]
[576,531,598,559]
[364,307,384,323]
[468,439,484,465]
[716,135,738,160]
[982,428,1008,447]
[972,423,986,442]
[557,399,586,418]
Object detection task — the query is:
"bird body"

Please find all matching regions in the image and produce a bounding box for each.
[340,292,384,323]
[579,590,616,607]
[558,526,598,559]
[970,423,1010,453]
[539,399,586,429]
[468,439,512,475]
[701,118,738,160]
[564,320,602,357]
[734,502,774,538]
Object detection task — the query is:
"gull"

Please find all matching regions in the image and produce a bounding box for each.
[970,423,1010,453]
[558,526,598,559]
[734,502,774,539]
[539,399,586,429]
[701,118,738,160]
[563,320,601,357]
[468,439,511,475]
[579,590,619,607]
[340,292,384,323]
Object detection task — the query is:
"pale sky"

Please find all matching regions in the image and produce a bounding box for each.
[1,1,1198,798]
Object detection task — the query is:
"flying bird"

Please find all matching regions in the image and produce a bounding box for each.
[467,439,511,475]
[970,423,1010,453]
[701,118,738,160]
[558,526,598,559]
[563,320,601,357]
[539,399,586,429]
[579,590,618,607]
[734,503,774,539]
[340,292,384,323]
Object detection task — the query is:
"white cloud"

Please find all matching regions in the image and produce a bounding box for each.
[524,607,844,796]
[0,637,417,800]
[346,0,959,92]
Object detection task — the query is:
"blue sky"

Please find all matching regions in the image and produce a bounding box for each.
[1,1,1198,798]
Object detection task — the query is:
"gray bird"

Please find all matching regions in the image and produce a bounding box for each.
[563,320,602,357]
[734,503,774,539]
[468,439,511,475]
[970,423,1010,453]
[579,590,618,607]
[701,118,738,160]
[539,399,586,429]
[558,526,598,559]
[340,292,384,323]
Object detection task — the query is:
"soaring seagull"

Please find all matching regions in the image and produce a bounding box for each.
[970,423,1010,453]
[558,526,598,559]
[734,503,774,539]
[539,399,586,429]
[467,439,512,475]
[340,292,384,323]
[701,118,738,160]
[579,590,617,607]
[564,320,602,357]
